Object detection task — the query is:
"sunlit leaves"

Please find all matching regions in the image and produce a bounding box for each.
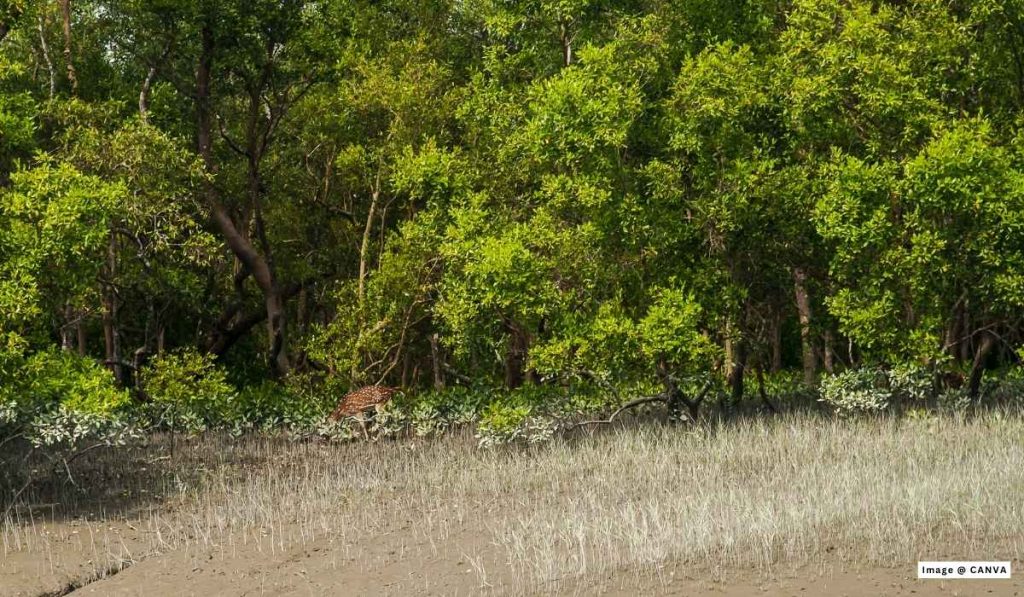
[0,162,121,325]
[818,120,1024,361]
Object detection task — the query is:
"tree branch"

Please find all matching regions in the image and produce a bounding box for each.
[567,395,669,431]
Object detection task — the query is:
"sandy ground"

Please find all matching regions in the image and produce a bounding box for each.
[3,518,1020,596]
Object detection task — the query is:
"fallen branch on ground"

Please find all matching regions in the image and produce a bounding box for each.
[567,394,670,431]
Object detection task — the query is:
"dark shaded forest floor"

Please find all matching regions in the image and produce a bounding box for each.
[2,412,1023,595]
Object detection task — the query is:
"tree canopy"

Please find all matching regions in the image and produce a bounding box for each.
[3,0,1024,434]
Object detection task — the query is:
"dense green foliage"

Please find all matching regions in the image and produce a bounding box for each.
[3,0,1024,444]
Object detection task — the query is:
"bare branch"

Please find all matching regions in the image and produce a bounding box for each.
[567,395,670,431]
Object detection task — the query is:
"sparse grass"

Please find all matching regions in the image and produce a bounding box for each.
[3,408,1024,593]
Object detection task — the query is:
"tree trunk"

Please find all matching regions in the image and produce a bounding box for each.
[138,34,171,123]
[959,306,972,363]
[251,195,289,376]
[351,185,381,380]
[770,311,783,372]
[38,12,55,98]
[264,290,289,376]
[207,281,309,362]
[76,314,86,356]
[103,232,123,384]
[61,304,75,351]
[944,300,963,362]
[196,23,290,377]
[401,350,412,388]
[559,22,573,67]
[102,306,113,369]
[656,360,704,422]
[504,321,527,389]
[58,0,76,94]
[793,267,817,386]
[723,334,733,378]
[727,338,746,408]
[139,65,157,122]
[357,187,380,311]
[967,331,997,399]
[755,365,777,413]
[822,329,835,373]
[293,287,311,371]
[430,333,444,390]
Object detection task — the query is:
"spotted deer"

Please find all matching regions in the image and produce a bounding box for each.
[328,385,399,440]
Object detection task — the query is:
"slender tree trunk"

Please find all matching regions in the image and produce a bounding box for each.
[727,338,746,407]
[264,291,289,375]
[58,0,76,94]
[350,183,380,381]
[293,287,310,370]
[943,295,966,362]
[793,267,817,386]
[297,287,309,336]
[76,313,86,356]
[103,296,115,375]
[37,12,55,98]
[430,333,444,391]
[822,329,835,373]
[723,334,733,378]
[504,320,527,389]
[770,310,783,372]
[139,34,172,123]
[103,232,123,384]
[968,331,997,399]
[357,187,380,311]
[401,350,412,388]
[129,300,156,390]
[139,65,157,122]
[959,306,972,363]
[560,22,573,67]
[755,365,777,413]
[61,304,74,351]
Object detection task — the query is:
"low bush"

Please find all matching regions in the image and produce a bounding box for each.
[0,348,134,448]
[139,348,236,433]
[0,349,138,507]
[819,364,934,415]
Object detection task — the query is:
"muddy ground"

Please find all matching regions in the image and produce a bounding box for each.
[3,518,1020,596]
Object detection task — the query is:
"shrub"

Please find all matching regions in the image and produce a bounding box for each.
[819,364,934,415]
[476,399,534,447]
[0,348,134,447]
[887,363,933,403]
[23,404,139,448]
[225,381,332,436]
[819,368,893,414]
[139,349,235,433]
[373,386,487,439]
[473,386,587,447]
